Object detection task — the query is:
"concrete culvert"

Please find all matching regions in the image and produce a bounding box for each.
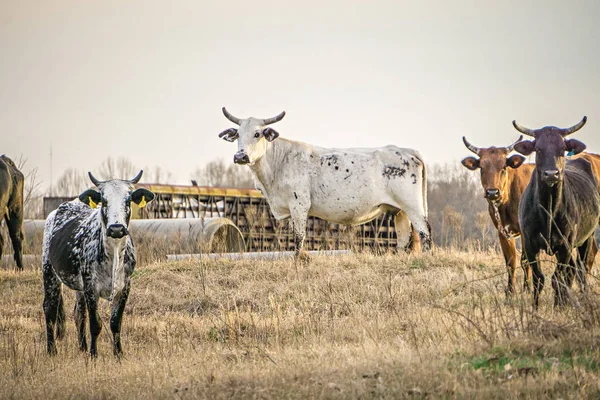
[12,218,245,266]
[129,218,245,262]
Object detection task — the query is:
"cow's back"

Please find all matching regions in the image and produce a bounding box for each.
[0,155,24,211]
[44,201,95,289]
[0,157,11,214]
[574,153,600,191]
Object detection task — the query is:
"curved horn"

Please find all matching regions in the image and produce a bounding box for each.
[462,136,480,155]
[88,172,102,186]
[505,135,524,152]
[222,107,241,125]
[262,111,286,125]
[512,120,536,137]
[561,116,587,136]
[130,170,143,184]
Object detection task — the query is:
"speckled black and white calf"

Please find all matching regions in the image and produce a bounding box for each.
[218,108,431,257]
[42,171,154,357]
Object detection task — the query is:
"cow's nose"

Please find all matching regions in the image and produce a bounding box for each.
[233,152,250,165]
[543,169,560,182]
[485,189,500,200]
[106,224,128,239]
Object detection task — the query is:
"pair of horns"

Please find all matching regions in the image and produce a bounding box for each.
[222,107,286,125]
[512,116,587,137]
[462,135,523,156]
[88,170,143,186]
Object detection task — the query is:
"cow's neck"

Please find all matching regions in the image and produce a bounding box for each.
[249,138,295,198]
[97,211,128,301]
[535,174,564,215]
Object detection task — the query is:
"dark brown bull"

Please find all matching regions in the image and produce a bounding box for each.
[513,117,600,308]
[0,155,24,270]
[461,136,534,295]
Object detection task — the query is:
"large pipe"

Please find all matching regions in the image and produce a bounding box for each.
[167,250,351,261]
[21,218,246,255]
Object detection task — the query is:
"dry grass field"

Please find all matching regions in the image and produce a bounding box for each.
[1,249,600,399]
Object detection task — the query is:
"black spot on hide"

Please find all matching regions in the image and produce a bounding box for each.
[411,173,417,184]
[294,192,298,199]
[383,165,406,179]
[321,155,339,167]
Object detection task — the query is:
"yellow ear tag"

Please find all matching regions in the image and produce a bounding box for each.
[139,195,147,208]
[89,197,97,209]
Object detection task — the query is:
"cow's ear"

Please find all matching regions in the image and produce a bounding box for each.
[218,128,239,142]
[131,188,155,208]
[263,127,279,142]
[506,154,526,169]
[565,139,586,155]
[513,140,535,156]
[461,157,480,170]
[79,189,101,208]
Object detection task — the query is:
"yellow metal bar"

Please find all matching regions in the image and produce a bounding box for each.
[136,184,263,198]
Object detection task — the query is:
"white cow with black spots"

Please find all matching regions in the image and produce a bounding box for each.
[218,108,431,258]
[42,171,154,357]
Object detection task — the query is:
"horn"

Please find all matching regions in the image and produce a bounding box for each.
[462,136,480,155]
[512,120,536,137]
[505,135,524,152]
[130,170,143,184]
[88,172,102,186]
[561,116,587,136]
[261,111,286,125]
[222,107,241,125]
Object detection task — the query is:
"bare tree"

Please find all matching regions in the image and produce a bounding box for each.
[16,156,44,219]
[142,165,174,184]
[53,167,88,196]
[192,159,254,188]
[97,156,137,180]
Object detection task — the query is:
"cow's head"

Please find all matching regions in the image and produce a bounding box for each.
[218,107,286,165]
[512,117,587,187]
[461,136,526,202]
[78,171,155,239]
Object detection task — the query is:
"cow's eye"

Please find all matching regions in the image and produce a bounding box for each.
[254,132,261,138]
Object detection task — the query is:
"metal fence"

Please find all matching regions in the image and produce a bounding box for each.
[43,184,399,252]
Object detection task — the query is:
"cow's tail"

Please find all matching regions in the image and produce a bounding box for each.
[409,149,428,218]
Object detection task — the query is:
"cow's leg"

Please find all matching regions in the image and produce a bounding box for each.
[290,204,310,262]
[394,210,412,252]
[42,261,63,355]
[110,280,130,356]
[0,226,4,261]
[498,232,518,296]
[576,237,596,293]
[522,240,543,309]
[401,205,431,252]
[75,291,88,352]
[552,248,575,307]
[6,210,24,270]
[83,277,102,357]
[520,250,532,293]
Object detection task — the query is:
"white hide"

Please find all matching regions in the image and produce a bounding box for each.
[226,116,430,250]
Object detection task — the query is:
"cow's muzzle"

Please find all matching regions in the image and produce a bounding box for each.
[107,224,129,239]
[485,188,500,200]
[542,170,560,186]
[233,152,250,165]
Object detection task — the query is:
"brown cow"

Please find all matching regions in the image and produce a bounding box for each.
[461,136,534,295]
[0,155,24,270]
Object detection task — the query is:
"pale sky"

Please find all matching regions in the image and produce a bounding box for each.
[2,0,600,189]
